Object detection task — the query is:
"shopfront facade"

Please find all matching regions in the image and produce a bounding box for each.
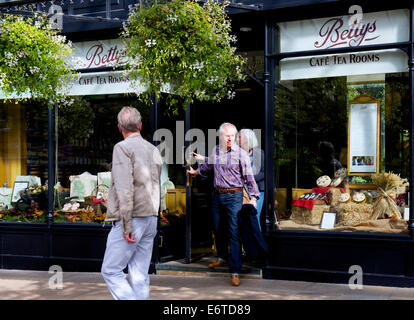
[260,0,414,287]
[1,0,414,287]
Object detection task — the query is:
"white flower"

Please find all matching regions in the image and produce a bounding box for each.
[29,66,40,74]
[145,39,156,47]
[0,73,6,88]
[189,61,204,72]
[207,76,220,84]
[166,14,178,22]
[195,89,206,98]
[227,90,235,99]
[229,35,237,43]
[4,52,18,67]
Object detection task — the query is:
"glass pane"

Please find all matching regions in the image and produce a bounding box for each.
[55,95,151,224]
[156,95,186,261]
[0,102,49,222]
[274,70,410,233]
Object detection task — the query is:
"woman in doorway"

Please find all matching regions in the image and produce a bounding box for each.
[238,129,265,232]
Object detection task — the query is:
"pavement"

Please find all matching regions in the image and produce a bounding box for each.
[0,268,413,300]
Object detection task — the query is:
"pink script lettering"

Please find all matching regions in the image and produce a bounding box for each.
[314,17,379,49]
[85,44,127,69]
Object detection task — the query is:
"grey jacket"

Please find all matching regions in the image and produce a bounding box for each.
[105,133,162,234]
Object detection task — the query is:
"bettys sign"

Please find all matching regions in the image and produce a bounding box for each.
[70,39,128,69]
[278,9,409,53]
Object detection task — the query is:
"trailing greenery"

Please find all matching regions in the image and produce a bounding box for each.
[0,13,75,104]
[121,0,246,113]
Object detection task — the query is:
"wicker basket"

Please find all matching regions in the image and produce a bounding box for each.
[83,184,109,215]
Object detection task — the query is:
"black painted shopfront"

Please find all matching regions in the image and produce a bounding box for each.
[1,0,414,288]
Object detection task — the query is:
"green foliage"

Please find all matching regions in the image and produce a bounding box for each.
[121,0,246,114]
[58,97,95,141]
[274,77,348,187]
[0,13,75,104]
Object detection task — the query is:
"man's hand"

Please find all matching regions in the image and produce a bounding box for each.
[123,232,136,244]
[187,166,198,176]
[249,198,257,209]
[192,152,205,162]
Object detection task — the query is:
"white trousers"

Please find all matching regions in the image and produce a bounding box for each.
[101,216,157,300]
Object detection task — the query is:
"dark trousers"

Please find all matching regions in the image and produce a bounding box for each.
[211,190,243,274]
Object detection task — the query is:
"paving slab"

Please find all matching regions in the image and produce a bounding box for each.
[0,269,413,300]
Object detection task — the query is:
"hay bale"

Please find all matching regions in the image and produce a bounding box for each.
[335,203,373,226]
[326,188,342,206]
[291,204,330,225]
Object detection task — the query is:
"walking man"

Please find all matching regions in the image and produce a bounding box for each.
[188,122,259,286]
[101,106,162,300]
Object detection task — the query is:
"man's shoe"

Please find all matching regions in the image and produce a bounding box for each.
[231,275,240,286]
[208,259,227,268]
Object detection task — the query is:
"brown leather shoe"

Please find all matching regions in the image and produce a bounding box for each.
[208,259,227,268]
[231,274,241,286]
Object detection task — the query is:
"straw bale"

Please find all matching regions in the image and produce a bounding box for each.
[291,204,330,225]
[326,188,342,206]
[335,202,373,226]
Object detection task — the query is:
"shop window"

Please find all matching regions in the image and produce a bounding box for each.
[54,95,151,224]
[0,102,48,222]
[0,96,152,224]
[274,71,410,233]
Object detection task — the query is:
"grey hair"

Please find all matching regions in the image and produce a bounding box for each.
[117,106,142,133]
[238,128,259,150]
[218,122,237,135]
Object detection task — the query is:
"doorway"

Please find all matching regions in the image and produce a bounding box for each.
[154,71,265,266]
[185,77,265,263]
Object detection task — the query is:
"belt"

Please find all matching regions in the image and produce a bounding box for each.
[215,187,242,194]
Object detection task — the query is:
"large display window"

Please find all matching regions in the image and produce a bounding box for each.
[273,9,411,234]
[0,95,152,224]
[274,72,410,233]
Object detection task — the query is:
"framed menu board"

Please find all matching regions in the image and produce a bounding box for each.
[348,95,381,175]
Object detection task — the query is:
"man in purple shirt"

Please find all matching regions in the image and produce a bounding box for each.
[188,122,259,286]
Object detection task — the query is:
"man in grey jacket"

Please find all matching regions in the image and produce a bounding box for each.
[101,106,162,300]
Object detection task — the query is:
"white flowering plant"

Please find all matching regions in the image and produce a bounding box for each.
[0,13,75,104]
[121,0,246,113]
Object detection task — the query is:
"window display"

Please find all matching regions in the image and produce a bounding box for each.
[274,73,410,233]
[0,95,151,224]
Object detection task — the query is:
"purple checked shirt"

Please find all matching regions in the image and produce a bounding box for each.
[197,144,260,199]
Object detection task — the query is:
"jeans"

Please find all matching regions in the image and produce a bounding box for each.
[256,192,265,232]
[211,190,243,274]
[101,216,157,300]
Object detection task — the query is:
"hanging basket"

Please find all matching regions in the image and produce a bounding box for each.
[0,13,75,104]
[121,0,246,112]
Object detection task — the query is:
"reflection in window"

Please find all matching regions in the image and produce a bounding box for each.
[274,73,410,233]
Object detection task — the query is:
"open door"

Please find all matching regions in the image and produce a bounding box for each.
[184,104,214,263]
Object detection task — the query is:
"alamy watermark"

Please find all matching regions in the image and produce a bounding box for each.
[348,5,363,28]
[153,121,262,168]
[348,265,363,290]
[48,265,63,290]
